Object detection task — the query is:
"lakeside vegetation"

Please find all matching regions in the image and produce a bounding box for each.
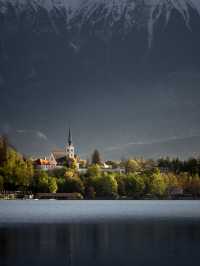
[1,136,200,199]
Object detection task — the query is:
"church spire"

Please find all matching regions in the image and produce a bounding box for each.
[66,127,75,159]
[68,128,72,146]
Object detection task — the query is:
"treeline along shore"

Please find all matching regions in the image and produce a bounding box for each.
[1,136,200,200]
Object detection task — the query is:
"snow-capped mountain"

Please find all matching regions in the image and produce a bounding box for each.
[1,0,200,46]
[1,0,200,157]
[1,0,200,87]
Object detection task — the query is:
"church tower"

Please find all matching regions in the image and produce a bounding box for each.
[66,128,75,159]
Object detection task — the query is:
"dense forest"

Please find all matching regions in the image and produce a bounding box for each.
[1,136,200,199]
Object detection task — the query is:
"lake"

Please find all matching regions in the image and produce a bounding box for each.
[0,200,200,266]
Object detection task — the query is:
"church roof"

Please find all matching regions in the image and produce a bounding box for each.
[52,150,66,160]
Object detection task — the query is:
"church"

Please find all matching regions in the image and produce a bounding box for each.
[35,128,80,170]
[49,128,78,167]
[49,128,79,166]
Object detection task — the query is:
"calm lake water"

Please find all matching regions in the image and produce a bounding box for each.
[0,200,200,266]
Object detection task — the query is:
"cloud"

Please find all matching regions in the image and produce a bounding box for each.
[104,135,200,152]
[16,129,48,141]
[16,130,26,134]
[36,131,48,140]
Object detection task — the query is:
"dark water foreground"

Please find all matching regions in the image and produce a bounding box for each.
[0,201,200,266]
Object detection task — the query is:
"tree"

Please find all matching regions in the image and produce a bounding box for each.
[186,158,199,175]
[48,177,58,193]
[164,173,180,194]
[91,149,101,165]
[95,174,118,198]
[15,159,34,190]
[145,170,167,197]
[48,167,67,178]
[2,148,34,191]
[124,159,140,174]
[0,135,8,167]
[124,174,145,198]
[115,174,126,197]
[57,178,66,193]
[87,164,101,177]
[178,172,190,192]
[0,175,4,191]
[63,177,85,195]
[184,174,200,197]
[68,158,78,170]
[142,159,157,173]
[64,169,75,179]
[84,165,101,199]
[85,186,96,199]
[35,171,49,192]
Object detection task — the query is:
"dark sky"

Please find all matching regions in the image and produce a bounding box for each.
[0,0,200,159]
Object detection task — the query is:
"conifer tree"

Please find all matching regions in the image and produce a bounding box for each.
[91,149,101,165]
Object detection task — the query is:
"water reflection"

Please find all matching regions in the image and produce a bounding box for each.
[1,221,200,266]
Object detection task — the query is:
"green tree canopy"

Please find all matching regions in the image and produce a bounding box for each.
[0,135,8,167]
[124,174,145,198]
[60,176,85,195]
[184,174,200,197]
[0,175,4,191]
[87,164,101,177]
[95,174,118,198]
[91,149,101,165]
[48,167,67,178]
[48,177,58,193]
[115,174,127,197]
[145,169,167,197]
[124,159,140,174]
[2,148,34,190]
[65,169,76,179]
[34,171,49,193]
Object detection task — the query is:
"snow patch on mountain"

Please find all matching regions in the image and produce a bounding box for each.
[1,0,200,46]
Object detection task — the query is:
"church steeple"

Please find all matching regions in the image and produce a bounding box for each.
[66,127,75,159]
[68,127,72,146]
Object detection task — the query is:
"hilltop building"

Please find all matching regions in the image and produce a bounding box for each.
[35,128,80,170]
[49,128,78,166]
[50,128,80,167]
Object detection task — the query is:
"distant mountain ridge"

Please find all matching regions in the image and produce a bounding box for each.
[104,136,200,160]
